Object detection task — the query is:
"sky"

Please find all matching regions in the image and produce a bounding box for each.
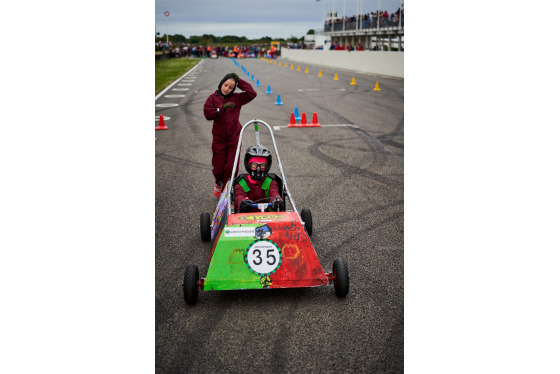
[155,0,403,40]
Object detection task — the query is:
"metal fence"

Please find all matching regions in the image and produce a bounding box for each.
[324,17,403,32]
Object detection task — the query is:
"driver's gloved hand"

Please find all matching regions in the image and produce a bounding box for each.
[271,197,284,211]
[240,199,253,213]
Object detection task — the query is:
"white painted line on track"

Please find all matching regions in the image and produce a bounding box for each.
[273,124,359,131]
[172,88,190,91]
[156,103,179,108]
[178,83,192,86]
[164,95,185,98]
[154,60,201,101]
[296,88,346,92]
[321,124,360,128]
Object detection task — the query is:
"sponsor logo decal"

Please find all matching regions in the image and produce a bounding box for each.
[224,227,255,237]
[238,214,285,220]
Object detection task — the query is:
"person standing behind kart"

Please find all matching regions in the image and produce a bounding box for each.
[203,73,257,197]
[235,145,284,213]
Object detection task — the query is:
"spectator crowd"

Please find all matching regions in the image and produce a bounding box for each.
[324,7,404,31]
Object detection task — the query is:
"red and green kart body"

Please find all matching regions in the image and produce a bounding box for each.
[204,191,329,291]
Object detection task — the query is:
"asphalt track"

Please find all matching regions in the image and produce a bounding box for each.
[155,56,404,373]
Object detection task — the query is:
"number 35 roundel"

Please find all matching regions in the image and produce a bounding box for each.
[244,239,282,276]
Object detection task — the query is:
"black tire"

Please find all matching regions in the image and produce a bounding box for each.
[200,212,211,242]
[183,264,199,305]
[301,208,312,236]
[333,258,349,298]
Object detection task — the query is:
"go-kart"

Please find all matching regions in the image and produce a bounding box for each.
[183,120,349,305]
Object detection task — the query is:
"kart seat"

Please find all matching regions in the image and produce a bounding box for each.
[231,173,286,213]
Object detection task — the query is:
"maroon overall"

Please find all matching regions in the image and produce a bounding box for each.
[203,78,257,186]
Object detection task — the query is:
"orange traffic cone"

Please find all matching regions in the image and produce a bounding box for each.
[297,66,301,71]
[350,77,357,85]
[318,70,323,77]
[373,82,381,91]
[156,115,168,130]
[287,112,298,128]
[311,112,322,127]
[333,73,339,81]
[305,67,309,74]
[298,112,322,128]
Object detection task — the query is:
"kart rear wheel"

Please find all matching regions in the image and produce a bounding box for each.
[333,258,349,298]
[301,208,312,236]
[183,264,199,305]
[200,212,211,242]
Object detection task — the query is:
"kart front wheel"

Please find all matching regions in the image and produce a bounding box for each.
[183,264,199,305]
[301,208,312,236]
[200,212,211,242]
[333,258,349,298]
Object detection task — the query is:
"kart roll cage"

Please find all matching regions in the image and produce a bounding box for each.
[226,119,300,218]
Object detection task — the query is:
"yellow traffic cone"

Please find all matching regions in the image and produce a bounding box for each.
[350,77,357,85]
[318,70,323,77]
[297,66,301,71]
[373,82,381,91]
[284,63,288,67]
[290,64,294,69]
[334,73,339,81]
[305,67,309,73]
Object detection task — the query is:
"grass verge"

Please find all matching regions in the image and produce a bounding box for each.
[155,58,200,96]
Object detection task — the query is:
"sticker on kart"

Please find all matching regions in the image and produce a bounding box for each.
[244,239,282,276]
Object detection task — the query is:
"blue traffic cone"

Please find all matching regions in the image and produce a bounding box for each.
[251,74,254,81]
[266,85,272,94]
[275,94,283,105]
[294,106,301,121]
[256,79,261,87]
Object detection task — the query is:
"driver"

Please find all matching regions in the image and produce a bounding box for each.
[235,145,284,213]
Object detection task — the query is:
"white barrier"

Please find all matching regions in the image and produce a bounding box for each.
[280,49,403,78]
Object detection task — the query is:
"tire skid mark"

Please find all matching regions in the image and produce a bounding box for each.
[307,140,402,190]
[368,316,404,374]
[156,152,212,170]
[306,100,404,164]
[169,303,230,372]
[318,211,403,263]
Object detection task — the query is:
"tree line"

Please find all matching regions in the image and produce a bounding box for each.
[155,32,313,46]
